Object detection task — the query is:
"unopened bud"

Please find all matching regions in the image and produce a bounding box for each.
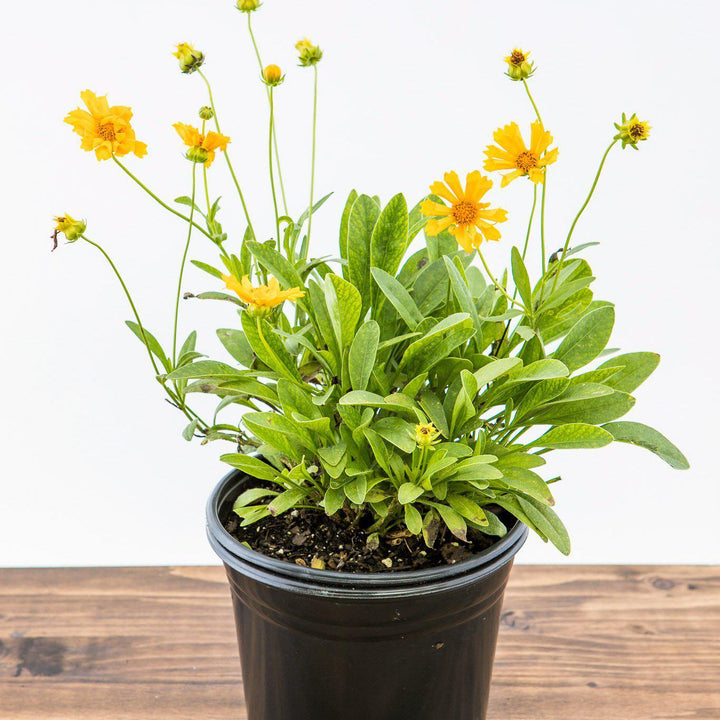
[199,106,214,120]
[236,0,262,12]
[186,145,209,164]
[296,38,323,67]
[173,42,205,74]
[262,64,284,87]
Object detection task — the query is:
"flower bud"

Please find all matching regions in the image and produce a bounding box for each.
[236,0,262,12]
[173,43,205,74]
[415,423,441,449]
[504,48,535,81]
[186,145,210,164]
[199,106,214,120]
[296,38,323,67]
[262,64,284,86]
[613,112,651,149]
[54,214,86,243]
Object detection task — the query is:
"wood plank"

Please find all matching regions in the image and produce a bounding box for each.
[0,566,718,719]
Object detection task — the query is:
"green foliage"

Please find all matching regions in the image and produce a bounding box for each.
[123,188,687,556]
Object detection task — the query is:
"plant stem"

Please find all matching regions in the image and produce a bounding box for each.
[521,183,538,263]
[172,164,197,364]
[80,235,159,376]
[522,78,543,124]
[550,139,618,295]
[112,156,212,241]
[268,87,281,247]
[476,248,526,312]
[307,65,319,247]
[246,14,288,215]
[198,70,255,238]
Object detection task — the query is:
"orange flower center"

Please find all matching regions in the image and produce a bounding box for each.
[451,199,479,226]
[509,50,526,66]
[515,150,538,172]
[97,122,117,142]
[629,123,646,140]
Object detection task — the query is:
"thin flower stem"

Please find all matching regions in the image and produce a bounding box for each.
[172,164,197,364]
[521,183,538,262]
[522,78,543,124]
[80,235,160,376]
[247,15,289,215]
[268,88,281,246]
[550,139,618,295]
[476,248,526,312]
[307,65,319,248]
[198,70,256,238]
[111,156,212,241]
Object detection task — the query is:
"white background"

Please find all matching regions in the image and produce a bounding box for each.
[1,0,718,567]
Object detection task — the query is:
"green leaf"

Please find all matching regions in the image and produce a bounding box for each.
[166,360,242,381]
[371,267,424,329]
[404,504,423,534]
[530,390,635,425]
[182,418,199,441]
[398,482,425,504]
[125,321,170,371]
[602,421,689,469]
[217,329,254,367]
[347,195,381,315]
[532,423,614,449]
[339,190,358,268]
[233,487,279,511]
[419,390,450,438]
[553,306,615,372]
[447,494,489,526]
[246,241,304,294]
[518,497,571,554]
[190,259,224,279]
[324,486,346,515]
[434,504,468,542]
[374,418,416,453]
[511,247,532,308]
[220,454,280,481]
[244,412,314,459]
[598,352,660,393]
[338,390,385,406]
[241,312,301,382]
[344,476,368,504]
[510,359,570,383]
[473,357,523,387]
[370,193,409,282]
[348,321,380,392]
[514,377,570,421]
[268,488,308,516]
[443,257,484,343]
[325,273,362,350]
[399,313,475,376]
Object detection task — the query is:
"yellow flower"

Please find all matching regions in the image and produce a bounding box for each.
[263,64,284,86]
[420,171,508,251]
[504,48,535,81]
[484,121,558,187]
[65,90,148,162]
[415,423,440,448]
[173,42,204,74]
[52,214,86,248]
[296,38,323,67]
[173,123,231,168]
[222,274,305,317]
[614,113,651,149]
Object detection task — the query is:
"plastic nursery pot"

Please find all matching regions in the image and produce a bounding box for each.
[206,469,528,720]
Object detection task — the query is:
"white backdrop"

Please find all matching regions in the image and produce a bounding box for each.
[1,0,718,566]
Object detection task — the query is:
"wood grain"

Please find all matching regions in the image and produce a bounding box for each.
[0,565,718,719]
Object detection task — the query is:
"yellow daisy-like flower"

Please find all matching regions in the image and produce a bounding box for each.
[484,121,558,187]
[504,48,535,81]
[415,423,441,449]
[222,274,305,317]
[420,171,508,251]
[173,123,231,168]
[614,113,651,149]
[65,90,148,162]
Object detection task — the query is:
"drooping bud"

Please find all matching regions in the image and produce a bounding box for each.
[199,106,214,120]
[186,145,210,164]
[236,0,262,12]
[504,48,535,81]
[173,43,205,74]
[613,113,651,149]
[53,214,87,244]
[262,64,284,87]
[295,38,323,67]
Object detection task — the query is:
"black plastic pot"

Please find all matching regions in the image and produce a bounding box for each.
[206,469,528,720]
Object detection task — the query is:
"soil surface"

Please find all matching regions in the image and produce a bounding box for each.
[224,496,512,573]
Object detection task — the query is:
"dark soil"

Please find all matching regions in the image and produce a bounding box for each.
[224,495,511,573]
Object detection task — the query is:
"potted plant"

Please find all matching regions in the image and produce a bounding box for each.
[54,5,687,719]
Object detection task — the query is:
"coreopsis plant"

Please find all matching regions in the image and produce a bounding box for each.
[55,10,687,558]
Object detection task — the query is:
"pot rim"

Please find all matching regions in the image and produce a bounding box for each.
[207,469,528,598]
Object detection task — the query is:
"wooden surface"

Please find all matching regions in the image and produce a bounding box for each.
[0,565,718,719]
